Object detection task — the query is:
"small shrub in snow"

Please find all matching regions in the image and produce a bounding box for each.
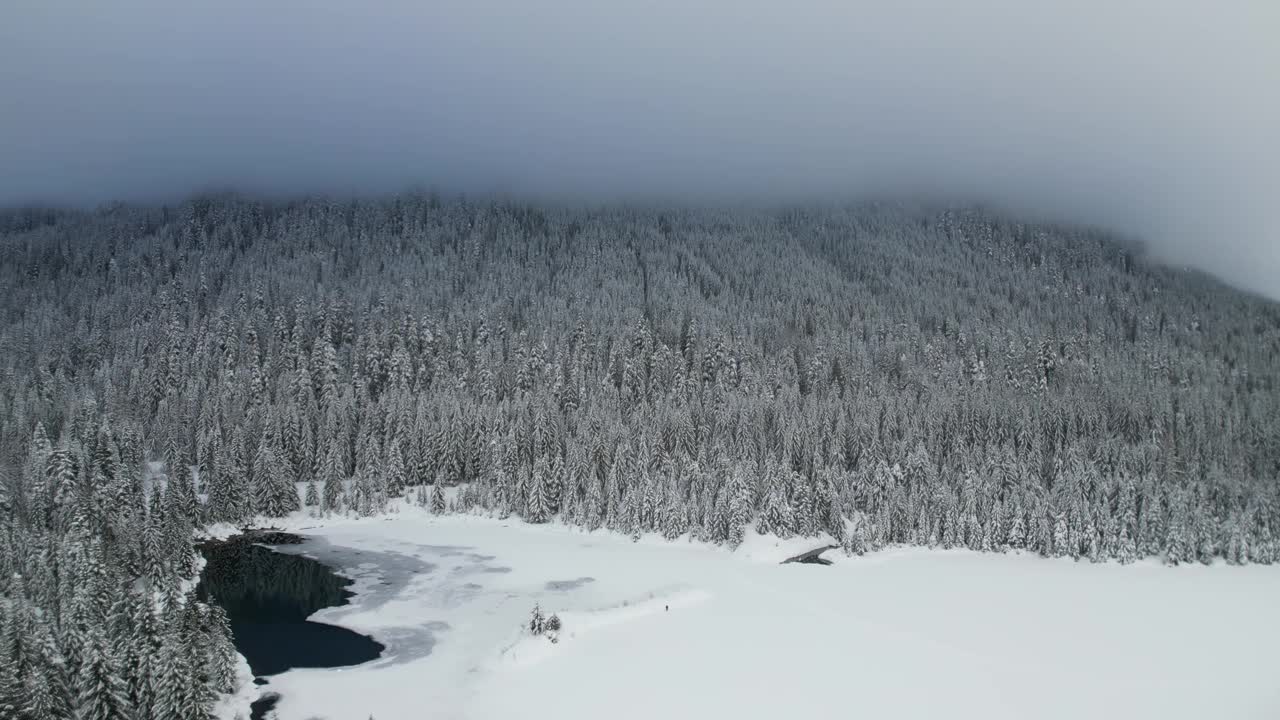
[529,604,545,635]
[528,605,562,643]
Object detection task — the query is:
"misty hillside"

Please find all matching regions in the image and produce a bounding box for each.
[1,195,1278,565]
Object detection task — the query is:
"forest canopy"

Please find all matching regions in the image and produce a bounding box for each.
[1,195,1278,567]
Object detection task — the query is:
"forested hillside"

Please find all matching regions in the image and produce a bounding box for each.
[3,195,1280,577]
[5,194,1279,714]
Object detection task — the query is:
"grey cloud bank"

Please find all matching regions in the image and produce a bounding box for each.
[2,0,1277,296]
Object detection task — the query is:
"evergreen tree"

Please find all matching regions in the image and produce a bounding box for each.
[385,439,407,497]
[726,465,754,548]
[321,442,345,515]
[430,482,447,515]
[526,456,552,524]
[74,627,130,720]
[756,464,795,538]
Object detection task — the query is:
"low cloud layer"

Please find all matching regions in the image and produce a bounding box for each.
[3,1,1277,296]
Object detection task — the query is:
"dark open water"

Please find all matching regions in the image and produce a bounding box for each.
[196,533,385,719]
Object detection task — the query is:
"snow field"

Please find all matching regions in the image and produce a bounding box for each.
[236,507,1280,720]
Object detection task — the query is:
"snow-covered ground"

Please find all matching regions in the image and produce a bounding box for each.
[231,507,1280,720]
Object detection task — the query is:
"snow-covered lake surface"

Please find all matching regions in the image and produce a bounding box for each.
[233,510,1280,720]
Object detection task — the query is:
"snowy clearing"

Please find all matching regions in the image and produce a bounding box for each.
[232,508,1280,720]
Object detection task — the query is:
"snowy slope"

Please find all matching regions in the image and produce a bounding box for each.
[242,508,1280,720]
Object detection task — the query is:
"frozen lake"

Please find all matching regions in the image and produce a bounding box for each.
[218,510,1280,720]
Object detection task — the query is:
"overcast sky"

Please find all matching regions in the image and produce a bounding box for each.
[2,1,1277,296]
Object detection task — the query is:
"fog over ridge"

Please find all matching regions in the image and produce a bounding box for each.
[2,0,1277,296]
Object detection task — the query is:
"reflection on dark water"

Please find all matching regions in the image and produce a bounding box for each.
[196,535,385,678]
[249,692,281,720]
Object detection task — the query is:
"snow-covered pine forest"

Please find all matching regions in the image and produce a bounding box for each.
[1,195,1279,717]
